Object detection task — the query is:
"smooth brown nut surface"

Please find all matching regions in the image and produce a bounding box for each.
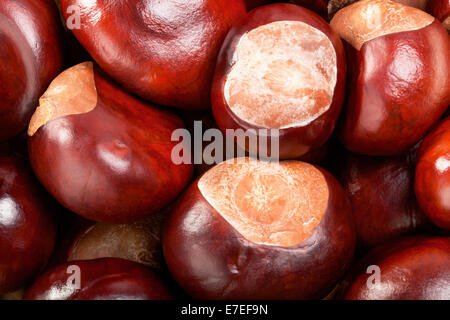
[163,158,356,299]
[0,153,58,294]
[212,3,347,159]
[60,0,247,110]
[28,62,193,223]
[331,0,450,155]
[0,0,64,142]
[339,236,450,300]
[23,258,174,300]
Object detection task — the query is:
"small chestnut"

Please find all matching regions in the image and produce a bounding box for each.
[0,0,64,142]
[23,258,174,300]
[64,211,167,271]
[339,236,450,300]
[331,0,450,155]
[0,153,58,294]
[60,0,247,110]
[27,62,193,223]
[212,3,347,159]
[163,157,355,299]
[415,117,450,230]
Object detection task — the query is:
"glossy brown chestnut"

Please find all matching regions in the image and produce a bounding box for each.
[63,211,167,271]
[23,258,174,300]
[415,117,450,230]
[331,0,450,156]
[60,0,246,110]
[0,153,58,294]
[427,0,450,31]
[338,236,450,300]
[27,62,193,223]
[163,158,356,299]
[336,150,431,251]
[0,0,64,142]
[212,3,346,160]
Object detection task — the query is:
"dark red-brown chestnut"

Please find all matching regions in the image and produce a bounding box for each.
[415,117,450,230]
[60,0,247,110]
[0,153,58,294]
[336,150,431,251]
[330,0,450,156]
[338,236,450,300]
[212,3,346,160]
[163,157,355,299]
[393,0,428,10]
[27,62,193,223]
[23,258,174,300]
[0,0,64,142]
[427,0,450,31]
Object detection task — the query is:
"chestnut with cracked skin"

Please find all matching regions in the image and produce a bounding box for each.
[427,0,450,31]
[163,158,355,299]
[60,0,247,110]
[27,62,193,223]
[0,153,58,294]
[331,0,450,156]
[0,0,64,142]
[23,258,174,300]
[212,3,346,159]
[336,150,432,251]
[415,117,450,230]
[338,236,450,300]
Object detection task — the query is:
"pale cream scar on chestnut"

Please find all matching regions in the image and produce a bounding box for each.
[198,158,329,247]
[330,0,434,50]
[224,21,338,130]
[28,61,98,136]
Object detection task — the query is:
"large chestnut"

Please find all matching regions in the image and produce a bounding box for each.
[212,3,346,159]
[336,150,431,251]
[330,0,450,156]
[163,157,355,299]
[23,258,174,300]
[415,117,450,230]
[339,236,450,299]
[0,0,64,142]
[27,62,193,223]
[0,153,58,294]
[60,0,246,110]
[427,0,450,31]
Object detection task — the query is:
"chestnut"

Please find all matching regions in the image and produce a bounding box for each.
[27,62,193,223]
[0,153,58,294]
[415,117,450,230]
[338,236,450,300]
[0,0,64,142]
[23,258,174,300]
[64,211,167,271]
[163,157,356,299]
[290,0,358,19]
[212,3,346,159]
[336,150,432,251]
[427,0,450,31]
[330,0,450,156]
[60,0,247,110]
